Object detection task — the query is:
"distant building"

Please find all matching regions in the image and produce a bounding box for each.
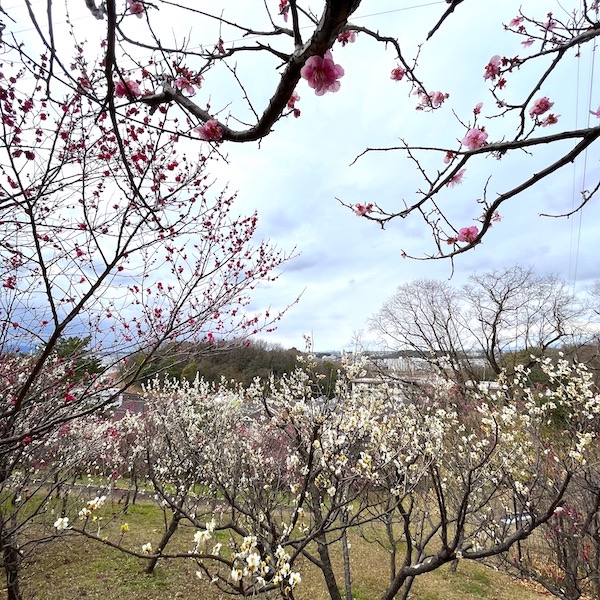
[110,392,148,420]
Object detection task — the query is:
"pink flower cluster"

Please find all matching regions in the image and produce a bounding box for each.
[353,203,373,216]
[279,0,289,22]
[462,128,488,150]
[337,30,356,46]
[541,113,559,127]
[418,90,448,109]
[457,226,479,243]
[479,212,502,224]
[529,96,554,118]
[174,77,195,96]
[287,91,301,118]
[483,55,501,80]
[545,12,557,30]
[446,169,466,187]
[390,66,405,81]
[300,51,344,96]
[195,120,223,141]
[446,225,479,245]
[126,0,144,18]
[173,67,203,97]
[529,97,559,126]
[115,78,141,98]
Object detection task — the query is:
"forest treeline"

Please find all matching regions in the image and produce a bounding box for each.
[122,339,339,391]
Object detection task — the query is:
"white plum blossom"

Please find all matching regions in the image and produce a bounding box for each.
[54,516,69,531]
[246,552,261,572]
[194,529,212,545]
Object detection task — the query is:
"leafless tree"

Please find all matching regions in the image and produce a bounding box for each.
[369,279,477,386]
[464,266,587,376]
[370,266,586,386]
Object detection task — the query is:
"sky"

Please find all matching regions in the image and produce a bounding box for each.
[9,0,600,352]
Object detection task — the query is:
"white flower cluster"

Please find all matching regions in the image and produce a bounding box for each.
[228,538,301,593]
[54,516,69,531]
[193,518,216,549]
[78,495,106,519]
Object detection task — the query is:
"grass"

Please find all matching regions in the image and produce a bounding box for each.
[17,497,554,600]
[299,546,549,600]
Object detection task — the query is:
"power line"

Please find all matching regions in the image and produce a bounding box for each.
[6,1,446,43]
[571,39,596,288]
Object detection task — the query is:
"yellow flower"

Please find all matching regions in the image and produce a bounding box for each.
[120,523,129,533]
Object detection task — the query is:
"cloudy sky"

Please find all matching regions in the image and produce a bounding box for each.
[13,0,600,351]
[212,0,600,351]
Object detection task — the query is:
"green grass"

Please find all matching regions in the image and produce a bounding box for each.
[17,497,554,600]
[454,581,488,597]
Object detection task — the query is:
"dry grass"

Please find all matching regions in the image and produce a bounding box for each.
[17,499,553,600]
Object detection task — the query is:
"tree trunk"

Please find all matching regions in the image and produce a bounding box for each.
[122,488,131,514]
[308,487,342,600]
[341,510,352,600]
[399,576,415,600]
[315,532,343,600]
[1,523,22,600]
[384,510,396,582]
[144,510,182,574]
[132,474,140,505]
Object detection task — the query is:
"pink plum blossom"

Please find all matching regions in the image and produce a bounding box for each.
[446,169,466,187]
[114,78,141,98]
[126,0,144,18]
[545,13,557,30]
[457,226,479,243]
[541,113,559,127]
[195,119,223,141]
[300,51,344,96]
[462,128,488,150]
[479,211,502,224]
[390,66,405,81]
[353,203,373,216]
[443,151,454,164]
[337,30,356,46]
[483,55,501,80]
[529,96,554,118]
[173,76,196,96]
[521,39,534,47]
[287,91,300,109]
[473,102,483,115]
[590,106,600,118]
[418,90,448,109]
[509,16,524,27]
[287,91,301,117]
[279,0,289,22]
[429,91,447,108]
